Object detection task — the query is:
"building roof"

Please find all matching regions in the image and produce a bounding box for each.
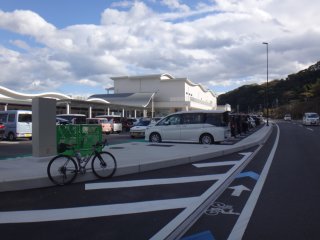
[89,92,155,108]
[0,86,71,100]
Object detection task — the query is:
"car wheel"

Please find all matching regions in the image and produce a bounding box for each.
[8,132,16,141]
[200,134,213,144]
[149,133,161,143]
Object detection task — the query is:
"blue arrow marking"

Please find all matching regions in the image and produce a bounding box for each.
[181,230,215,240]
[237,171,260,181]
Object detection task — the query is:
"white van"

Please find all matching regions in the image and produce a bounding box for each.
[302,112,319,126]
[0,110,32,141]
[95,115,123,133]
[145,110,230,144]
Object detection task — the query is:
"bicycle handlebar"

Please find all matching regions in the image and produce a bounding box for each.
[92,139,108,148]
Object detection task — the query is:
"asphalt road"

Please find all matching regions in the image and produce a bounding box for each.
[1,121,320,240]
[184,121,320,239]
[243,121,320,239]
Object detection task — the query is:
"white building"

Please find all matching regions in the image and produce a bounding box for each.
[90,73,223,117]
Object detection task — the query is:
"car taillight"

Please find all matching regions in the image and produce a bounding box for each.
[0,125,5,129]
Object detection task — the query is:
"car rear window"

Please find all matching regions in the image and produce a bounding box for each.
[18,114,32,122]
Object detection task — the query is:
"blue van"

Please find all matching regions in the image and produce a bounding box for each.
[0,110,32,141]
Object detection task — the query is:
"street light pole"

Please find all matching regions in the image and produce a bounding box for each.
[263,42,269,126]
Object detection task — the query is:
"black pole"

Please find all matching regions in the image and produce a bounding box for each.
[263,42,269,126]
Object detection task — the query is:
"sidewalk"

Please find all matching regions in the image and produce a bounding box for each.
[0,124,272,192]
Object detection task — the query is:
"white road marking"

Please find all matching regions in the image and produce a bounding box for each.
[227,124,280,240]
[306,128,314,131]
[0,197,198,224]
[193,161,238,168]
[85,174,224,190]
[150,152,253,240]
[0,141,19,144]
[228,185,251,197]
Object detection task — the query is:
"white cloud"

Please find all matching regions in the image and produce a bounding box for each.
[160,0,190,12]
[110,1,134,8]
[0,0,320,95]
[79,79,99,87]
[10,40,31,50]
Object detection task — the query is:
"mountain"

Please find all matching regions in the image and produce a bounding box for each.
[217,61,320,118]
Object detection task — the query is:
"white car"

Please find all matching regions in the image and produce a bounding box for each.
[145,110,230,144]
[302,112,319,126]
[284,114,291,121]
[130,119,151,138]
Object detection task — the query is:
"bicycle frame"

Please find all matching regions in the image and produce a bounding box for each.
[75,151,94,173]
[74,147,102,173]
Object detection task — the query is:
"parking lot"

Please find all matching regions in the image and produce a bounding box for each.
[0,127,261,160]
[0,132,142,160]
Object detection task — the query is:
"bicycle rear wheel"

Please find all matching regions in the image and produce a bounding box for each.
[91,151,117,178]
[47,155,78,186]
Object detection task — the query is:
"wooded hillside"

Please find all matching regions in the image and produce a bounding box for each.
[217,61,320,119]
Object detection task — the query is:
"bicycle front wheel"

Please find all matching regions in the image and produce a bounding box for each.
[91,151,117,178]
[47,155,78,186]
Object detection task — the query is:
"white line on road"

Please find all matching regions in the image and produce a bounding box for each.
[0,197,199,224]
[150,152,254,240]
[0,141,19,144]
[193,161,238,168]
[306,128,314,131]
[85,174,224,190]
[227,124,280,240]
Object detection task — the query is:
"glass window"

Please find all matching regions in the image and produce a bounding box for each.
[87,119,98,124]
[182,113,204,124]
[112,117,121,123]
[205,113,226,126]
[8,114,15,123]
[308,113,319,118]
[137,120,151,126]
[158,114,181,126]
[0,113,8,123]
[18,114,32,122]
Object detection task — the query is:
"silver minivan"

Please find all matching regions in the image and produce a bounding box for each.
[145,110,230,144]
[302,112,319,126]
[0,110,32,141]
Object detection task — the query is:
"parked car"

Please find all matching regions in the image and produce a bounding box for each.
[150,117,162,125]
[130,119,151,138]
[122,118,138,132]
[302,112,319,126]
[95,115,122,133]
[56,117,70,125]
[86,118,112,134]
[247,116,256,128]
[284,114,292,121]
[0,122,5,140]
[56,114,87,124]
[145,110,230,144]
[0,110,32,141]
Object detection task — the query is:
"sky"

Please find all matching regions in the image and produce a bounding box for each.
[0,0,320,98]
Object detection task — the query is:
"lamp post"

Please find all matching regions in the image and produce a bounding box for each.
[262,42,269,126]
